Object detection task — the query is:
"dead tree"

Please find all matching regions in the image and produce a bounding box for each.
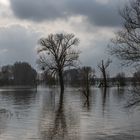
[37,33,80,93]
[98,59,111,87]
[81,66,95,97]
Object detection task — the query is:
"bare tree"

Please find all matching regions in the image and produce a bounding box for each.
[109,0,140,66]
[115,72,126,87]
[81,67,95,97]
[98,59,112,87]
[37,33,80,93]
[80,67,95,110]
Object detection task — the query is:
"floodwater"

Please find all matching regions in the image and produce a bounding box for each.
[0,86,140,140]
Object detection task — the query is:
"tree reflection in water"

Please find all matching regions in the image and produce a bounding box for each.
[112,87,125,103]
[0,108,12,135]
[81,88,92,111]
[48,92,67,139]
[101,87,107,106]
[39,90,80,140]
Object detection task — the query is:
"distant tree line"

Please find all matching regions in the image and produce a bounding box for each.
[0,62,37,86]
[0,61,139,88]
[40,66,95,87]
[40,66,140,87]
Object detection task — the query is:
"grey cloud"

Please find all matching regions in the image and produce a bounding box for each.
[0,25,40,67]
[66,0,121,27]
[10,0,123,27]
[10,0,66,21]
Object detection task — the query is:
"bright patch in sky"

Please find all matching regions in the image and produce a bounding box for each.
[0,49,8,54]
[0,0,10,6]
[95,0,110,4]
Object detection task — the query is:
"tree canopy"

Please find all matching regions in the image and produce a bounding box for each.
[0,62,37,86]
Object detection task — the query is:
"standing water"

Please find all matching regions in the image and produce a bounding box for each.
[0,86,140,140]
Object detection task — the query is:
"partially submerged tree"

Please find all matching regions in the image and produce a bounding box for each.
[109,0,140,66]
[98,59,112,87]
[37,33,80,93]
[80,67,95,109]
[109,0,140,106]
[81,66,95,97]
[43,71,56,86]
[115,72,126,87]
[63,68,81,86]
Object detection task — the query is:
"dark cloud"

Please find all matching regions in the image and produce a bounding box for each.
[10,0,66,21]
[66,0,122,27]
[0,25,40,67]
[10,0,123,27]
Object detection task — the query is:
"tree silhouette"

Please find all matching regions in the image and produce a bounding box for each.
[37,33,80,93]
[80,66,95,99]
[98,59,111,87]
[109,0,140,66]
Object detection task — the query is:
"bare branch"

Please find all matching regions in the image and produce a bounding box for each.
[36,33,80,92]
[109,0,140,66]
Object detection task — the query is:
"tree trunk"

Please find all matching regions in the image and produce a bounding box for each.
[58,70,64,94]
[102,61,107,88]
[103,69,107,87]
[86,72,89,96]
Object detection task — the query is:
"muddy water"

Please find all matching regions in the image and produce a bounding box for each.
[0,86,140,140]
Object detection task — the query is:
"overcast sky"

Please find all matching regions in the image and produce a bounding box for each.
[0,0,132,76]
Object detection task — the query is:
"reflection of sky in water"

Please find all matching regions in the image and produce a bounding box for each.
[0,86,140,140]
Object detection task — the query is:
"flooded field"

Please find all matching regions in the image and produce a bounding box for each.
[0,86,140,140]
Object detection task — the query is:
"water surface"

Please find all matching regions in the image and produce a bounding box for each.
[0,86,140,140]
